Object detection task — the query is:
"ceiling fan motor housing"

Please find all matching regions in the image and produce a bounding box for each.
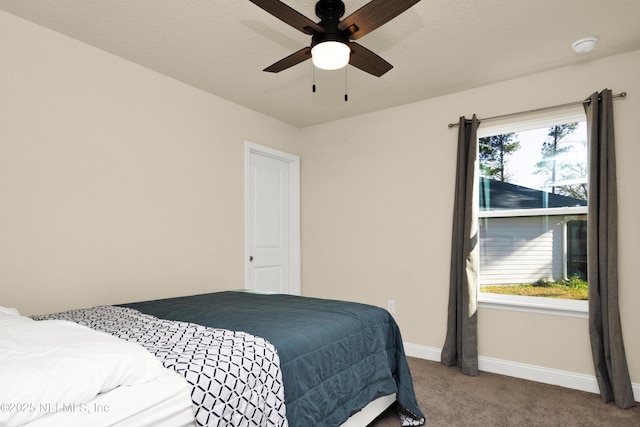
[311,31,350,48]
[316,0,345,21]
[312,0,349,48]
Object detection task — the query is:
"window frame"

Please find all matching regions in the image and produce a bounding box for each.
[476,109,588,318]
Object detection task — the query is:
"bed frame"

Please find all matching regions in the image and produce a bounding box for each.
[340,393,396,427]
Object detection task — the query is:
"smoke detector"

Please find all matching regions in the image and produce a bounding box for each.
[572,37,598,53]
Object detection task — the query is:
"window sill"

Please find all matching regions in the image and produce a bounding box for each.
[478,293,588,318]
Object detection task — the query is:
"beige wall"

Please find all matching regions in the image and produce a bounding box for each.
[0,11,299,315]
[299,50,640,385]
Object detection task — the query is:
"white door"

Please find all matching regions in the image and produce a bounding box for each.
[245,142,300,294]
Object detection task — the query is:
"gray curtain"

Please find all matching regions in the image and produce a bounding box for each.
[441,115,480,376]
[584,89,634,409]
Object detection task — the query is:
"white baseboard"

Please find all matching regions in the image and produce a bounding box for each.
[403,342,640,402]
[404,342,441,362]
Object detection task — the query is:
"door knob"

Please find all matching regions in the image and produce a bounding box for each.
[249,256,254,262]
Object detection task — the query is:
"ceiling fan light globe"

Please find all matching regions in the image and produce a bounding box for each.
[311,41,350,70]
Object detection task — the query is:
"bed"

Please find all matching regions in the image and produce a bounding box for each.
[0,306,195,427]
[27,291,426,426]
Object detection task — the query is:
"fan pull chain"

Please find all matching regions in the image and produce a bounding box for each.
[312,65,316,93]
[344,66,348,102]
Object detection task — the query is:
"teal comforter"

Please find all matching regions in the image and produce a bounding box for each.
[121,291,424,427]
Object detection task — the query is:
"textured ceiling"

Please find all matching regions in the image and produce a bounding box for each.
[1,0,640,128]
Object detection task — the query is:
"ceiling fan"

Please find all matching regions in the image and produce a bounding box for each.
[249,0,421,77]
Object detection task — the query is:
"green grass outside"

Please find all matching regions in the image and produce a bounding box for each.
[480,276,588,300]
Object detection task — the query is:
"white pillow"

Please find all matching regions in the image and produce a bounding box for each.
[0,315,167,426]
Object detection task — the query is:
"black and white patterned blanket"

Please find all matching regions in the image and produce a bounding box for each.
[33,306,288,427]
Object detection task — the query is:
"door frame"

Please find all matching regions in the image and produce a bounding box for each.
[244,141,301,294]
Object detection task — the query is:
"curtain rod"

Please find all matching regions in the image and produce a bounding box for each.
[447,91,627,128]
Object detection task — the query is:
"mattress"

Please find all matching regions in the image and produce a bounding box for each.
[25,370,195,427]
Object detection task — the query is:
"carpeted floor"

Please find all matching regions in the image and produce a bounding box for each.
[370,357,640,427]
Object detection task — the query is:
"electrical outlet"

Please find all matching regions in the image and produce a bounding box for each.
[387,300,396,314]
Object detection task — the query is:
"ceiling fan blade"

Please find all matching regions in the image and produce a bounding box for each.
[348,42,392,77]
[264,47,312,73]
[249,0,324,35]
[339,0,421,40]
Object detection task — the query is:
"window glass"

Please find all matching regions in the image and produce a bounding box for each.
[566,219,587,280]
[478,119,588,301]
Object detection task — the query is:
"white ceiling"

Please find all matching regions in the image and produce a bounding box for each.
[2,0,639,128]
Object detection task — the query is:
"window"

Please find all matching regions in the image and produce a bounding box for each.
[566,219,587,280]
[477,113,589,316]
